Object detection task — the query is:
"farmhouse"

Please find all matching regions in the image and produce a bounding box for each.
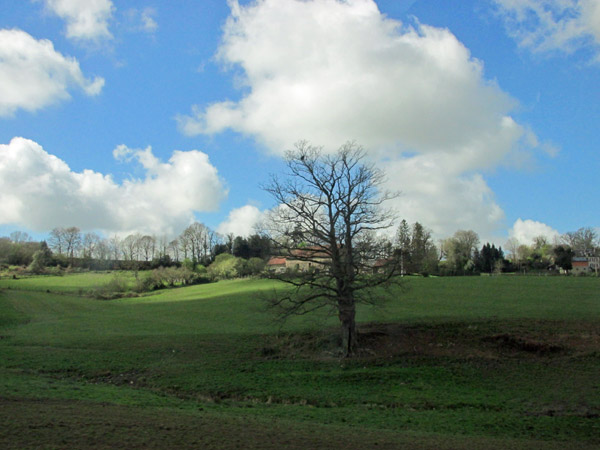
[266,247,330,273]
[371,258,396,274]
[265,256,287,273]
[266,247,398,275]
[571,256,600,275]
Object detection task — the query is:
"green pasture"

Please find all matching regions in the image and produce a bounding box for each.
[0,271,138,293]
[1,274,599,449]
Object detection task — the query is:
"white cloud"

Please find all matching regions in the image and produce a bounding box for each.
[493,0,600,57]
[42,0,114,42]
[122,7,158,34]
[0,138,227,236]
[0,29,104,117]
[217,205,264,237]
[385,154,505,238]
[139,8,158,33]
[179,0,544,237]
[179,0,520,157]
[508,218,560,245]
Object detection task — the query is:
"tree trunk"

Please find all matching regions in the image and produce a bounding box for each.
[338,299,357,357]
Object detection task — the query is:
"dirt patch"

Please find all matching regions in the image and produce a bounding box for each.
[83,369,147,387]
[526,404,600,419]
[264,320,600,361]
[481,334,563,355]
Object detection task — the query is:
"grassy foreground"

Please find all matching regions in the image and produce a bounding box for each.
[0,275,599,449]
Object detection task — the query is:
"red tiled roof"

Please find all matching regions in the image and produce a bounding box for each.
[290,247,330,259]
[267,257,287,266]
[373,258,391,267]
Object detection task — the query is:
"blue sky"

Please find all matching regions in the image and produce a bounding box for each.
[0,0,598,246]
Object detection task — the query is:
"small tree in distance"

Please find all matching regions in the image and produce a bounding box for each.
[262,141,401,357]
[27,241,53,274]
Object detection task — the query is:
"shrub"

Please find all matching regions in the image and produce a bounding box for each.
[105,273,129,293]
[247,257,266,275]
[46,265,64,276]
[182,258,195,271]
[135,273,162,292]
[27,251,47,274]
[207,253,241,280]
[133,267,213,291]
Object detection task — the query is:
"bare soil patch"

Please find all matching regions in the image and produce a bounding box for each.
[264,320,600,361]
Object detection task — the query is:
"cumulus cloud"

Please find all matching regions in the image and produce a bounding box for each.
[179,0,521,157]
[0,29,104,117]
[0,137,227,236]
[179,0,545,237]
[42,0,114,42]
[508,218,560,245]
[217,205,264,237]
[384,154,505,237]
[493,0,600,57]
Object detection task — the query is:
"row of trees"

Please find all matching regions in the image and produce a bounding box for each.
[2,224,597,277]
[42,225,272,269]
[400,226,599,276]
[0,225,273,278]
[361,224,598,276]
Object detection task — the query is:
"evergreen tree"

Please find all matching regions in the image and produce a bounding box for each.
[395,219,412,274]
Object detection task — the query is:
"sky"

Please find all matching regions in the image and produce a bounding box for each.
[0,0,598,247]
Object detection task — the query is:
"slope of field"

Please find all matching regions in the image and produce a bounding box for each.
[0,275,599,449]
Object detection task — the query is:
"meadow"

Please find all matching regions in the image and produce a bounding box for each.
[0,273,599,449]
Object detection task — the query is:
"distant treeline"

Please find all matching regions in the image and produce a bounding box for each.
[1,223,598,277]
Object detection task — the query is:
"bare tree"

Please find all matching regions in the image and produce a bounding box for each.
[139,235,156,261]
[504,237,520,265]
[157,234,169,259]
[108,235,121,261]
[122,234,141,261]
[181,222,212,264]
[96,239,110,261]
[178,231,191,261]
[64,227,82,263]
[10,231,31,243]
[204,228,219,263]
[49,227,66,255]
[262,141,399,356]
[82,232,100,259]
[168,238,180,262]
[562,227,598,256]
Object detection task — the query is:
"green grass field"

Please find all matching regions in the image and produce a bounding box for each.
[1,274,599,449]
